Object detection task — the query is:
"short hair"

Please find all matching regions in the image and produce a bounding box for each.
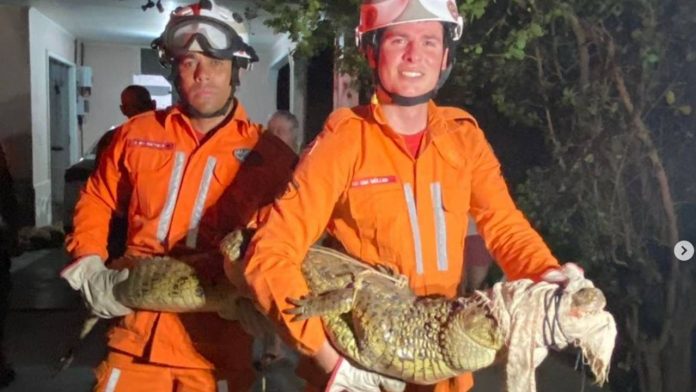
[269,110,303,151]
[121,85,154,111]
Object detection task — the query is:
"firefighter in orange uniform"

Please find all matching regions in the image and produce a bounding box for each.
[60,1,296,390]
[244,0,583,391]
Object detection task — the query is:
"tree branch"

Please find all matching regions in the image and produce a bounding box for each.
[565,11,590,90]
[606,29,680,352]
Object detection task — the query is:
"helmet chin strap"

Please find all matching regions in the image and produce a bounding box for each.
[367,23,456,107]
[375,65,451,106]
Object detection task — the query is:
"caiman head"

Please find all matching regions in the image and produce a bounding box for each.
[556,285,617,385]
[499,279,617,392]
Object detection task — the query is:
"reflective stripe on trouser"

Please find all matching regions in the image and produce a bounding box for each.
[94,351,243,392]
[186,156,218,248]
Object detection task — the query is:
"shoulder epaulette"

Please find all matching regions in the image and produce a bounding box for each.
[324,106,370,133]
[437,106,479,128]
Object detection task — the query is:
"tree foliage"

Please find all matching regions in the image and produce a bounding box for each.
[256,0,696,390]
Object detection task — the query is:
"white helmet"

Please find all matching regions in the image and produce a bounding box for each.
[356,0,463,47]
[153,0,258,69]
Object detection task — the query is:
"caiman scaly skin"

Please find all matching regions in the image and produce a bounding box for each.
[112,256,237,315]
[284,247,505,385]
[110,231,504,384]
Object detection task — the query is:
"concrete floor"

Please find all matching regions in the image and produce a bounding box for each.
[2,248,610,391]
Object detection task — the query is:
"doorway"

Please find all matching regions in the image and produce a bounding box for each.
[48,58,72,224]
[276,62,290,111]
[305,47,334,144]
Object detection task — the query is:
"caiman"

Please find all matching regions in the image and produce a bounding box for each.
[221,230,617,390]
[64,230,616,392]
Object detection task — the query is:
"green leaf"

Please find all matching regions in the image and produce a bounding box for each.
[677,105,692,115]
[529,23,544,37]
[645,53,659,64]
[665,90,676,105]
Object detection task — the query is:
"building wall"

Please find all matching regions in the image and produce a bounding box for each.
[5,6,294,225]
[236,35,293,125]
[81,38,295,137]
[81,42,141,152]
[28,8,76,225]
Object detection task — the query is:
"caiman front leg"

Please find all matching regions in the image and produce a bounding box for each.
[284,286,357,321]
[284,270,380,322]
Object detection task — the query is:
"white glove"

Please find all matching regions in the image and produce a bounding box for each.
[325,357,406,392]
[61,255,132,319]
[540,262,590,291]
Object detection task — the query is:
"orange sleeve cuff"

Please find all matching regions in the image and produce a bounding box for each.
[247,266,327,356]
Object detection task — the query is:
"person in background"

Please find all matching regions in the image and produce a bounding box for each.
[94,85,157,169]
[60,1,296,390]
[94,85,157,260]
[0,144,19,389]
[267,110,303,154]
[248,110,306,377]
[461,214,494,294]
[244,0,583,391]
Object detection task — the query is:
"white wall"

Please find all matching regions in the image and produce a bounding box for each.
[236,35,293,125]
[82,43,141,152]
[29,8,76,225]
[81,38,292,135]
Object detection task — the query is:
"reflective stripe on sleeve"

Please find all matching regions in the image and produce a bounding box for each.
[156,151,186,243]
[430,182,448,271]
[404,183,424,275]
[185,156,217,248]
[216,380,228,392]
[104,368,122,392]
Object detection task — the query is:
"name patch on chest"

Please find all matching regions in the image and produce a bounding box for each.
[351,175,398,188]
[127,139,174,150]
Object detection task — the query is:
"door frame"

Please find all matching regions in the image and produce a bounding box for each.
[46,52,78,165]
[46,51,77,223]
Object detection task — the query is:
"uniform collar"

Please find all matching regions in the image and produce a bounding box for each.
[369,97,461,167]
[369,97,448,134]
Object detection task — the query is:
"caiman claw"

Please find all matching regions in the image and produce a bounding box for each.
[284,296,312,321]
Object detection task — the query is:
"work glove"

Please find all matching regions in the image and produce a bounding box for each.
[540,262,590,291]
[325,357,406,392]
[61,255,132,319]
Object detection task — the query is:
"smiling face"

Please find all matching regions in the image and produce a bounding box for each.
[372,21,448,99]
[176,51,234,117]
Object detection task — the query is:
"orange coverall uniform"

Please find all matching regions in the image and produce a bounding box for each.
[66,103,296,391]
[244,100,560,392]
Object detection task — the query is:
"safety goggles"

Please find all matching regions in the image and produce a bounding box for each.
[162,16,255,66]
